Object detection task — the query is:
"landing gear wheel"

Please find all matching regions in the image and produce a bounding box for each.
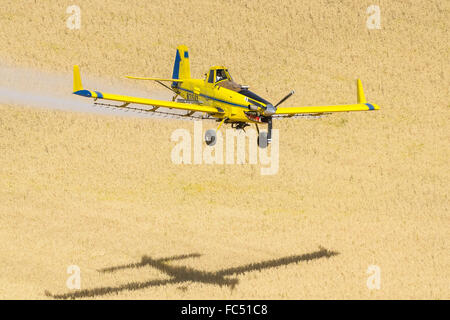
[205,129,217,146]
[258,132,268,149]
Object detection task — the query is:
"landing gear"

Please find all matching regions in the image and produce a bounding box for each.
[204,118,273,149]
[204,118,227,147]
[267,117,272,145]
[257,131,268,148]
[255,119,272,149]
[204,129,217,146]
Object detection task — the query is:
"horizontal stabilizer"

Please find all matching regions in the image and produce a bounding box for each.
[125,76,183,82]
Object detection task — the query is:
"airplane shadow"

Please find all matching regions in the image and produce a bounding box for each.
[46,247,338,299]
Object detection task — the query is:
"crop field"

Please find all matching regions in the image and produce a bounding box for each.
[0,0,448,299]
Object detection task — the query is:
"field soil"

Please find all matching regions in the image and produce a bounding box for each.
[0,0,448,299]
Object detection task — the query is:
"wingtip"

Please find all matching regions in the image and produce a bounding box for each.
[356,78,366,104]
[73,65,83,92]
[357,79,379,110]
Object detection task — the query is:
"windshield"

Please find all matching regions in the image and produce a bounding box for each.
[215,69,229,82]
[239,89,271,106]
[224,69,233,81]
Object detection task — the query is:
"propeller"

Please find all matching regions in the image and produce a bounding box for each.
[260,90,295,145]
[263,90,295,116]
[274,90,295,108]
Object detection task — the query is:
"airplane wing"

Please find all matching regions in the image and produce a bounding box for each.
[216,248,338,277]
[275,79,379,116]
[72,66,222,115]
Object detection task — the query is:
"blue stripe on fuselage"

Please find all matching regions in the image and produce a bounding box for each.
[178,87,250,109]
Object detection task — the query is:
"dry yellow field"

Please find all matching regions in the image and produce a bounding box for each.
[0,0,449,299]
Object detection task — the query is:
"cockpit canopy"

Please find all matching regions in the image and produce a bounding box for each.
[206,66,233,84]
[205,66,271,105]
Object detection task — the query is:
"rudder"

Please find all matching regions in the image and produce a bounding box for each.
[172,45,190,88]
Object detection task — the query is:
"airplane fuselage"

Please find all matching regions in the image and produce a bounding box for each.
[172,65,273,125]
[177,79,257,122]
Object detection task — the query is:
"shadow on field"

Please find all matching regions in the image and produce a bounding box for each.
[46,247,338,299]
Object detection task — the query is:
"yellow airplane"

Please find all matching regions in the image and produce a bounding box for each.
[72,45,379,148]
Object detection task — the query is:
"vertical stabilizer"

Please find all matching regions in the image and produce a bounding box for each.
[172,45,191,87]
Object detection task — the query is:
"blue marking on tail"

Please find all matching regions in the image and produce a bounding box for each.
[172,50,181,88]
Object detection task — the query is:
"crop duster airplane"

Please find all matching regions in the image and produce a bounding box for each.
[72,45,379,148]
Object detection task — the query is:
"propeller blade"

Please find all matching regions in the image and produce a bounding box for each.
[274,90,295,108]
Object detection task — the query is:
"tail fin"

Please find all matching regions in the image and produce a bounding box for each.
[171,45,190,87]
[73,65,83,92]
[356,79,366,104]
